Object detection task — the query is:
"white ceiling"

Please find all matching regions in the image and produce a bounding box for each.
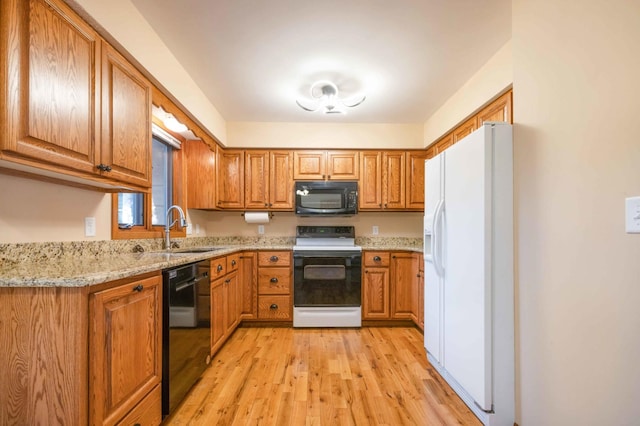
[130,0,511,124]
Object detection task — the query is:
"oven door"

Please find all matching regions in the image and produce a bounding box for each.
[293,250,362,307]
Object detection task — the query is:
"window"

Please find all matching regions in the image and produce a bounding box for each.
[112,124,185,240]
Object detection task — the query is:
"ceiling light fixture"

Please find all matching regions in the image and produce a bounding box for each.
[296,81,366,114]
[155,106,188,133]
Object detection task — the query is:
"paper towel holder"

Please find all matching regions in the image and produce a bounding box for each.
[241,212,274,218]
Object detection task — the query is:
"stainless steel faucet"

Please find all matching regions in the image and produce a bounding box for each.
[164,205,187,250]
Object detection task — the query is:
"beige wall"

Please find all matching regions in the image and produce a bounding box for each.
[0,174,111,243]
[423,40,513,146]
[187,210,422,238]
[513,0,640,423]
[70,0,227,144]
[227,122,425,149]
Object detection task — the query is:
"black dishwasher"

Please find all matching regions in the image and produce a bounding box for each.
[162,261,210,418]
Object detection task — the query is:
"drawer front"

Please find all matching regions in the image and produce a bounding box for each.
[258,295,291,320]
[258,268,291,294]
[210,256,227,279]
[258,251,291,267]
[363,251,390,267]
[227,253,240,273]
[116,384,161,426]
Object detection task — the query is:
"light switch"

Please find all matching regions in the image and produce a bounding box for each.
[625,197,640,233]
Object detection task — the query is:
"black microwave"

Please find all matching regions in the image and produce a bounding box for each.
[295,181,358,216]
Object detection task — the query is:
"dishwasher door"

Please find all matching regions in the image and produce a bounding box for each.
[162,261,211,418]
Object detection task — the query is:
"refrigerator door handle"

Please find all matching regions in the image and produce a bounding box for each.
[432,199,445,277]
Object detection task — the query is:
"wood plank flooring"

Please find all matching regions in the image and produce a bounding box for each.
[164,327,481,425]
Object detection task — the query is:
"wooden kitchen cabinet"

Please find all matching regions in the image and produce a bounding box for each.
[413,254,425,331]
[359,151,406,210]
[210,274,227,354]
[239,251,258,319]
[390,252,417,319]
[476,90,512,126]
[257,251,292,320]
[362,251,391,319]
[185,140,216,209]
[293,150,359,180]
[405,150,431,211]
[245,150,294,210]
[434,133,454,154]
[216,149,244,209]
[209,254,242,355]
[89,273,162,425]
[0,0,152,191]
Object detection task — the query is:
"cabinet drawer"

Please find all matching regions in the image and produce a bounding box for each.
[210,256,227,279]
[116,384,161,426]
[364,251,390,267]
[258,268,291,294]
[258,295,291,320]
[227,253,240,272]
[258,251,291,267]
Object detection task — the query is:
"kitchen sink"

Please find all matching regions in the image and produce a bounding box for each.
[172,247,221,253]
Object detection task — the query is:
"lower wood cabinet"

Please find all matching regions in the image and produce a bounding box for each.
[239,251,258,319]
[89,273,162,425]
[209,253,241,356]
[257,251,292,320]
[362,250,422,327]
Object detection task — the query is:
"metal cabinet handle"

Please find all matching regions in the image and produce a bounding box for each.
[269,255,279,262]
[265,203,268,207]
[327,175,331,179]
[373,256,381,262]
[225,279,231,284]
[270,277,278,283]
[132,284,143,292]
[217,264,223,272]
[97,163,112,172]
[231,260,237,266]
[270,303,278,310]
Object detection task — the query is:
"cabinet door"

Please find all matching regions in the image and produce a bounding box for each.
[417,254,424,330]
[362,267,390,319]
[185,140,216,209]
[225,272,239,334]
[406,151,429,210]
[476,91,512,126]
[245,150,269,209]
[434,133,454,154]
[210,277,226,354]
[1,0,100,173]
[391,252,417,319]
[239,252,257,319]
[269,151,294,209]
[216,149,244,209]
[89,274,162,425]
[359,151,382,210]
[326,150,359,180]
[101,41,152,188]
[382,151,405,209]
[293,150,325,180]
[452,116,477,143]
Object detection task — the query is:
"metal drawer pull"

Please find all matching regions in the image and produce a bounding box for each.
[231,260,237,266]
[270,255,279,262]
[132,284,143,292]
[270,277,278,283]
[270,303,278,310]
[217,264,223,272]
[373,256,381,262]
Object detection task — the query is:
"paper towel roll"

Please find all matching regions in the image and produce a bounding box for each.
[244,212,270,224]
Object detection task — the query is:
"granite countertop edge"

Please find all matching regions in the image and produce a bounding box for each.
[0,243,423,288]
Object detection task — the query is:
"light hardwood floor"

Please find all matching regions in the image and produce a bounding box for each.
[164,327,481,425]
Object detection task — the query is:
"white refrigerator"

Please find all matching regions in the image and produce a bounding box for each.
[423,122,514,426]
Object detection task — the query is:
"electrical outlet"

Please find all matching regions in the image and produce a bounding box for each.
[258,225,265,235]
[195,224,201,234]
[186,223,193,235]
[85,217,96,237]
[372,225,379,235]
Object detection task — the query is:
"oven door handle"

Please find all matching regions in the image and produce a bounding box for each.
[174,275,206,292]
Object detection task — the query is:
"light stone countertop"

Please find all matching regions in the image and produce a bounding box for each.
[0,237,422,288]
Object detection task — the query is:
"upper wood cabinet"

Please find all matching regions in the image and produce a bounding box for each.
[0,0,152,190]
[216,149,244,209]
[434,133,453,155]
[476,90,512,126]
[245,150,293,210]
[185,140,216,209]
[359,151,407,210]
[405,151,431,210]
[293,150,359,180]
[452,116,477,143]
[359,151,383,209]
[100,41,152,188]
